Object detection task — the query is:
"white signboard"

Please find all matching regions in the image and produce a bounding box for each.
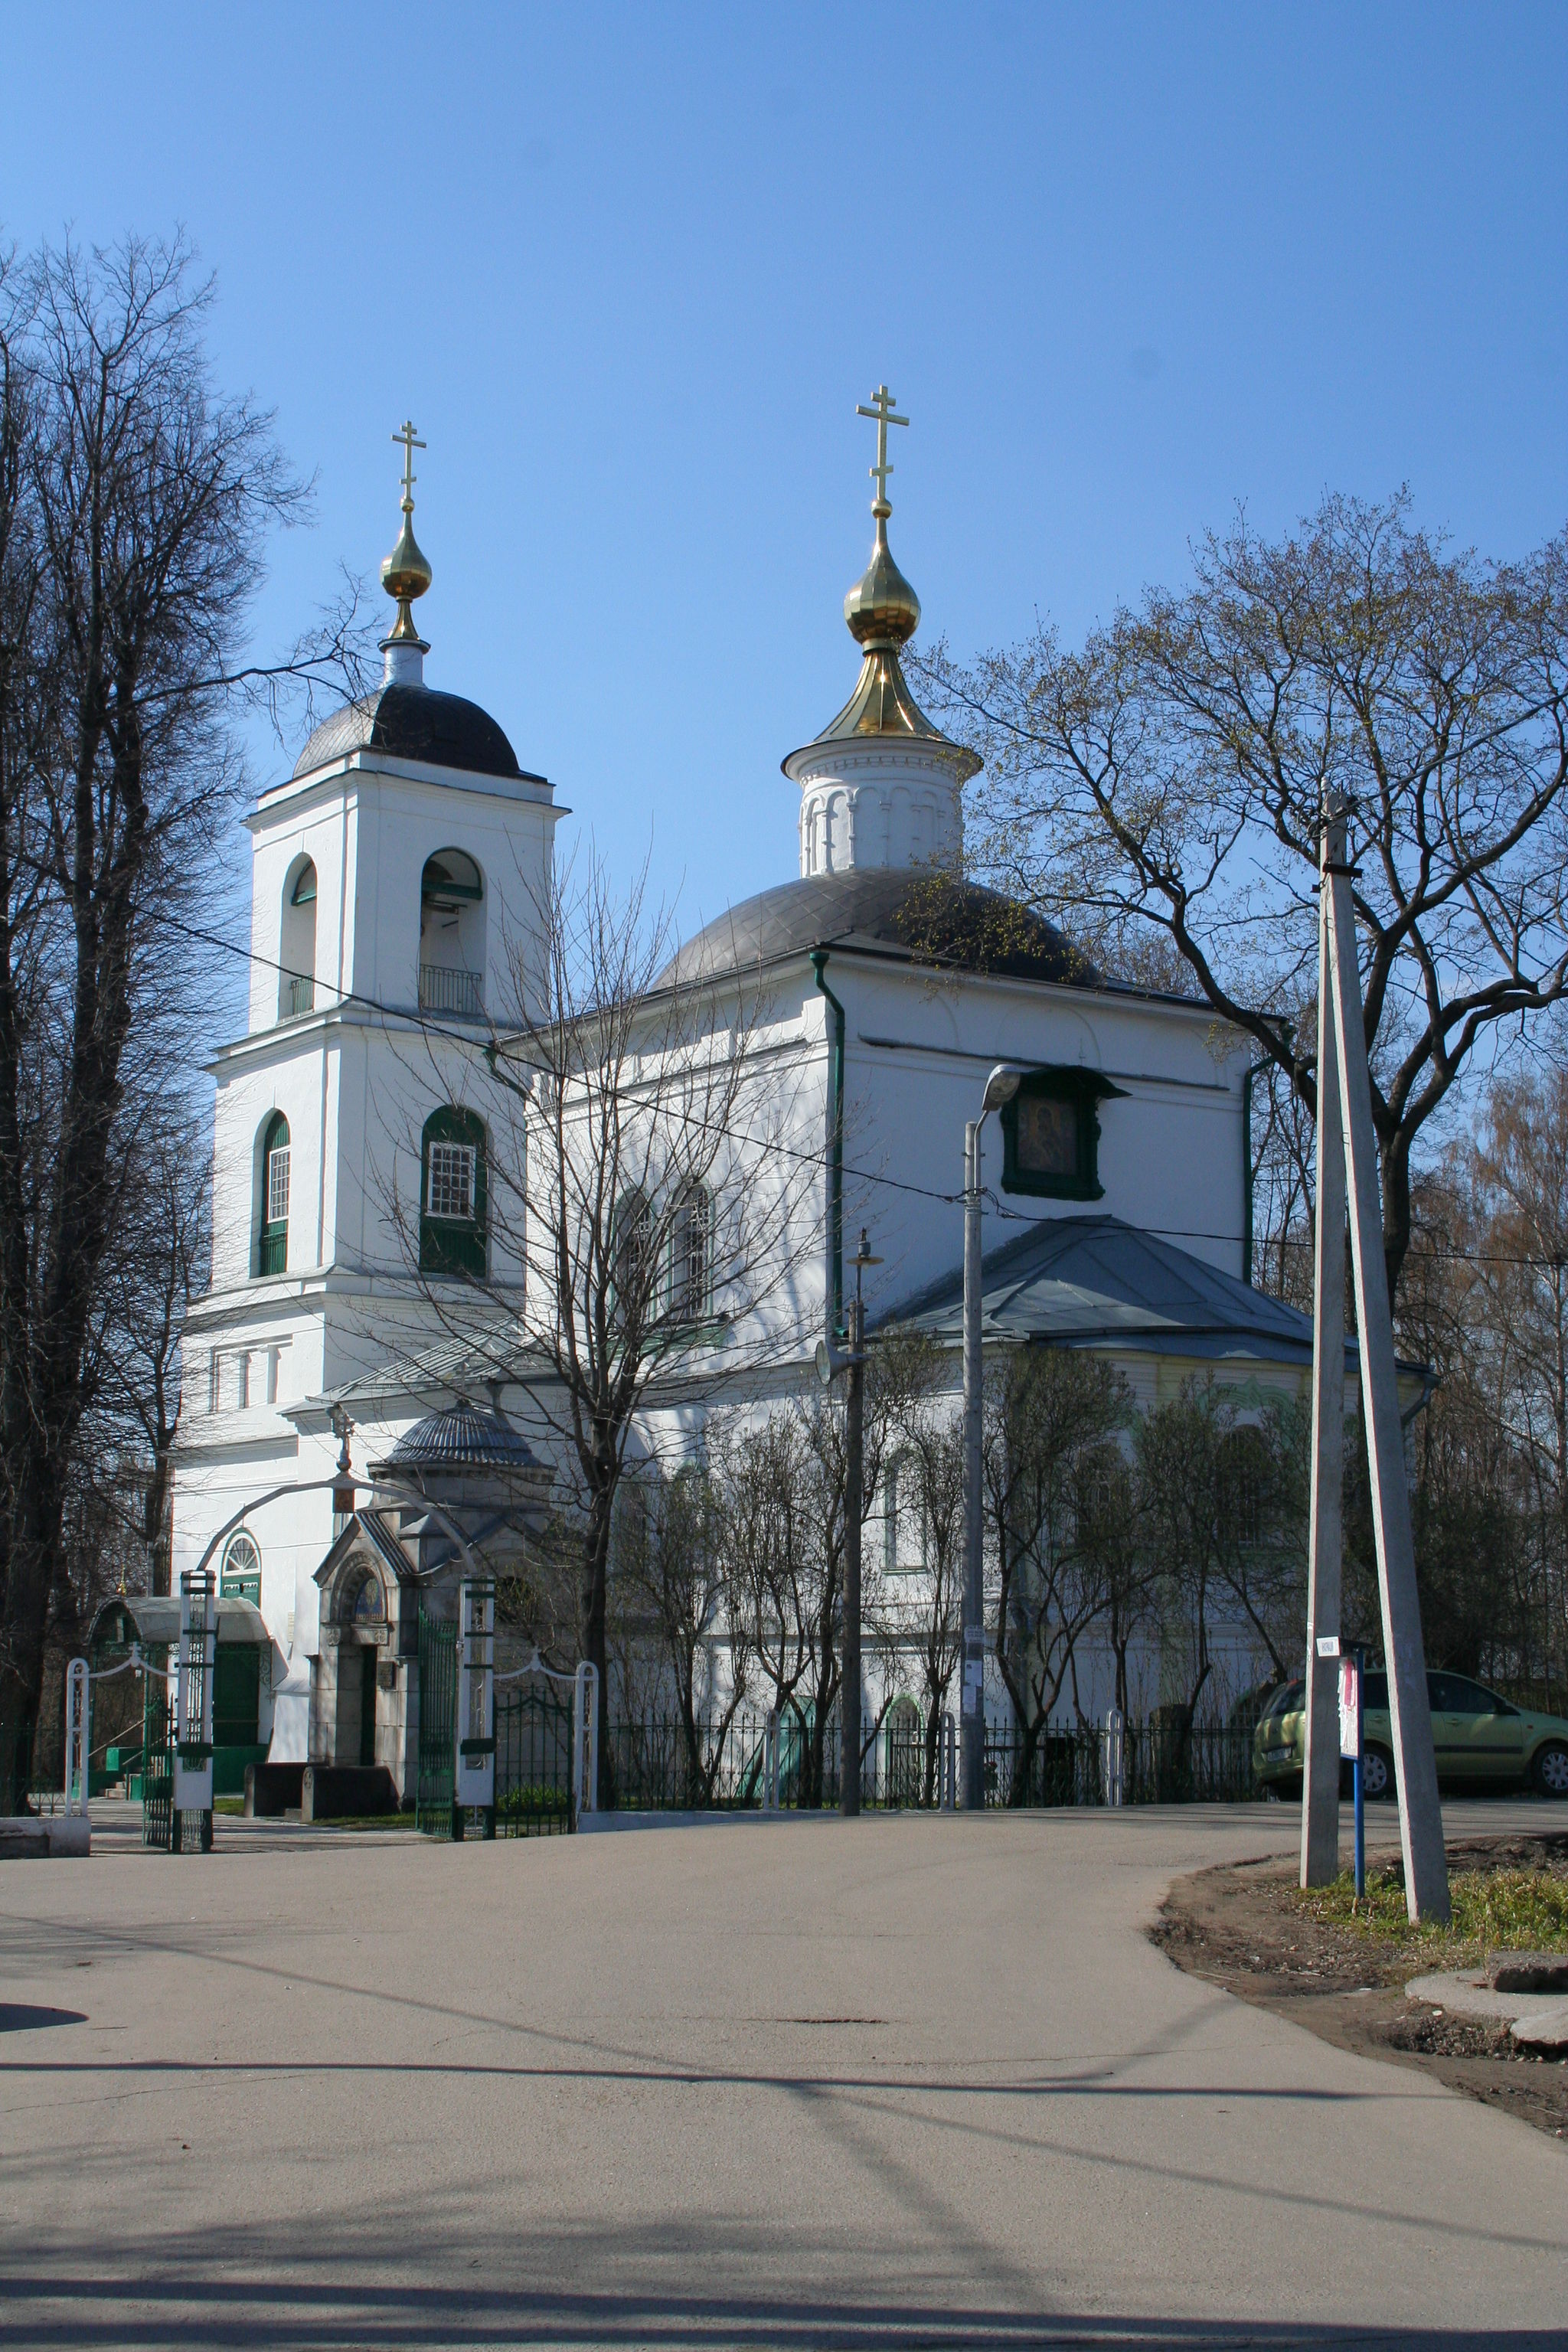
[1338,1655,1361,1762]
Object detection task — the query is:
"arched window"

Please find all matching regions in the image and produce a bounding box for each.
[258,1112,290,1276]
[668,1181,711,1324]
[419,849,485,1018]
[882,1451,927,1573]
[1218,1426,1269,1549]
[612,1187,653,1330]
[279,856,317,1020]
[420,1106,487,1276]
[220,1531,261,1603]
[351,1571,385,1624]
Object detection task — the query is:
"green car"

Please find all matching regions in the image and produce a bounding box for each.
[1253,1669,1568,1800]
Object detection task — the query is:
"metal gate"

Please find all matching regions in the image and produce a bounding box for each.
[494,1677,574,1835]
[416,1606,458,1836]
[884,1723,930,1808]
[140,1648,175,1851]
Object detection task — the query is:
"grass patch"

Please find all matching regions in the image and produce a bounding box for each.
[1297,1867,1568,1962]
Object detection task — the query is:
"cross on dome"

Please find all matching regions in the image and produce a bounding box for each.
[393,418,426,511]
[380,416,433,675]
[855,384,908,519]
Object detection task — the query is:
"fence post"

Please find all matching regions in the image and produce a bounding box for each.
[763,1708,779,1813]
[1104,1707,1125,1808]
[940,1711,956,1812]
[64,1659,90,1819]
[573,1662,599,1826]
[454,1578,496,1838]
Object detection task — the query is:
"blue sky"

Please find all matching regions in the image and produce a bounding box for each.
[8,4,1566,1034]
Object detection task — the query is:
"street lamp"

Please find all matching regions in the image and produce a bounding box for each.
[961,1063,1027,1809]
[818,1227,880,1817]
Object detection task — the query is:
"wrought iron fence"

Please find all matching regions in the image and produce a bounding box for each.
[585,1708,1262,1812]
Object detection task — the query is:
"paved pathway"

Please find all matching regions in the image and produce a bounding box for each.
[2,1800,1565,2348]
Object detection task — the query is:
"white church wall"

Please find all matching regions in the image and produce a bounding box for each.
[816,955,1247,1326]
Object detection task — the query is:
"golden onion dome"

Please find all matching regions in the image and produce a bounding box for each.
[381,509,433,607]
[843,518,921,649]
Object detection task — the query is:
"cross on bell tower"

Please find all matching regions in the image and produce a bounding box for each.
[856,384,909,519]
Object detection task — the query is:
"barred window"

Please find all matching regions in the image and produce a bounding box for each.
[419,1107,488,1277]
[426,1141,477,1221]
[258,1111,290,1276]
[669,1182,711,1323]
[267,1144,291,1227]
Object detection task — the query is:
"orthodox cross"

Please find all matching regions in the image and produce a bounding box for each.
[393,419,426,508]
[856,384,908,513]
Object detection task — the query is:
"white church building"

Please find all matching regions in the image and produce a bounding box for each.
[166,400,1342,1798]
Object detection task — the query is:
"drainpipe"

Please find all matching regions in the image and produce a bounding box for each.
[809,949,845,1339]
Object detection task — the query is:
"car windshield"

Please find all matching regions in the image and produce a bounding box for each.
[1263,1681,1304,1720]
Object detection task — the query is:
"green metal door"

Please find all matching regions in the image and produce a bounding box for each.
[416,1607,458,1835]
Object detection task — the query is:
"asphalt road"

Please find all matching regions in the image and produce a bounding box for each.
[2,1798,1565,2350]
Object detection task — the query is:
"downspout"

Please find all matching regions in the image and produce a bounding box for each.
[809,949,845,1338]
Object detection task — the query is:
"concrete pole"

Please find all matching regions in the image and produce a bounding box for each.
[1302,813,1348,1886]
[1325,857,1451,1924]
[841,1292,864,1817]
[961,1119,986,1809]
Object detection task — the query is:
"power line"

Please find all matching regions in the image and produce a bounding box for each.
[163,909,1568,1277]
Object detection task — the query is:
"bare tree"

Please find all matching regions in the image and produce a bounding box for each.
[395,844,815,1803]
[921,495,1568,1310]
[983,1348,1129,1795]
[615,1458,752,1805]
[0,237,365,1806]
[867,1334,965,1802]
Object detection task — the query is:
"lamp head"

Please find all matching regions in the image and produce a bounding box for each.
[981,1063,1027,1116]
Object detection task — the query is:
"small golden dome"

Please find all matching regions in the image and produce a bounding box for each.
[381,510,433,607]
[844,518,921,649]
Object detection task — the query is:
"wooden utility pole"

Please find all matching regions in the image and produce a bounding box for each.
[1302,797,1449,1922]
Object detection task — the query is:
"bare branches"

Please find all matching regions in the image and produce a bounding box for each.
[918,494,1568,1306]
[0,234,356,1805]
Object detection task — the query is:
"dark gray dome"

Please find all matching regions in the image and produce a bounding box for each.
[663,870,1097,989]
[389,1402,543,1473]
[294,684,539,782]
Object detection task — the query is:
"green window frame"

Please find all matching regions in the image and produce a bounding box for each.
[258,1111,290,1275]
[420,1106,488,1277]
[998,1067,1125,1201]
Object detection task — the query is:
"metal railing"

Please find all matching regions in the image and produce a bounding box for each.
[579,1709,1263,1813]
[419,964,483,1018]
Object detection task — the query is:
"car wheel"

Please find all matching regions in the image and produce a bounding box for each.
[1363,1744,1396,1802]
[1530,1740,1568,1798]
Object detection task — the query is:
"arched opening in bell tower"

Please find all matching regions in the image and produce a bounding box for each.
[419,850,485,1018]
[279,856,317,1020]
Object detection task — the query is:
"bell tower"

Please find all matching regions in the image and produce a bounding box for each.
[783,385,979,877]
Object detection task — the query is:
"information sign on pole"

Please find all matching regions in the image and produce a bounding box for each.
[1339,1650,1366,1900]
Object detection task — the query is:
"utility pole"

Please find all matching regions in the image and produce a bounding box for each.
[818,1230,880,1818]
[1301,809,1348,1886]
[961,1065,1026,1811]
[1302,792,1449,1923]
